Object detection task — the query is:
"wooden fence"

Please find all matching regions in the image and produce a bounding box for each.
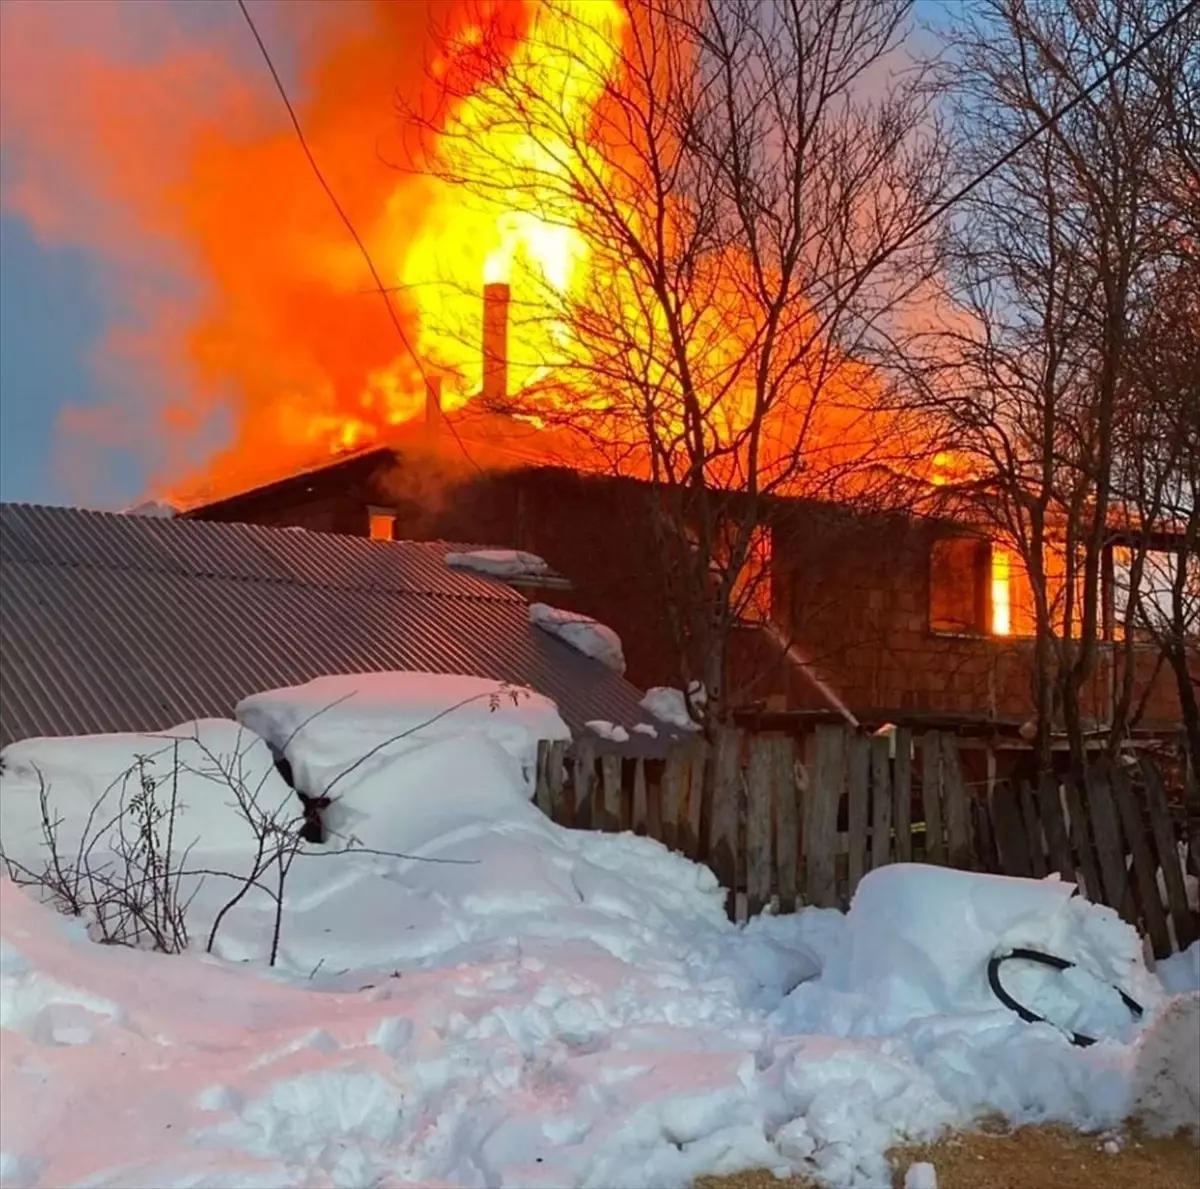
[534,727,1198,957]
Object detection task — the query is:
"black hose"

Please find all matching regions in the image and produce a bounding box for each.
[986,946,1144,1048]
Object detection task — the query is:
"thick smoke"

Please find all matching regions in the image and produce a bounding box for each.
[0,0,514,503]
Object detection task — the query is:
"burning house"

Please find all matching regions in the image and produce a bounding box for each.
[183,281,1194,754]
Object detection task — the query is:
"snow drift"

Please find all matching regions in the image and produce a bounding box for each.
[1,687,1195,1189]
[0,719,298,870]
[236,671,569,800]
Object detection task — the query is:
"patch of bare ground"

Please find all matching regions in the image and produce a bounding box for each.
[693,1123,1199,1189]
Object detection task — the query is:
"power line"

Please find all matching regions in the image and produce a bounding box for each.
[235,0,483,475]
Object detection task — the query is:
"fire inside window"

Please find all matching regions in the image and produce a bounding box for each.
[990,548,1012,636]
[929,536,1015,636]
[368,508,396,541]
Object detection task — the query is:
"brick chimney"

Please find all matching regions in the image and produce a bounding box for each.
[482,282,510,404]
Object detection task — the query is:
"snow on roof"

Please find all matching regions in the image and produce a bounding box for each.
[529,603,626,675]
[444,548,550,580]
[641,685,703,731]
[122,500,178,518]
[585,719,630,743]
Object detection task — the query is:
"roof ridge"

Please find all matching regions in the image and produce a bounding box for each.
[2,554,526,605]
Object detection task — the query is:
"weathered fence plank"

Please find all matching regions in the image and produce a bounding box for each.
[1110,763,1172,958]
[599,753,622,833]
[1140,759,1195,952]
[847,735,871,892]
[1036,773,1075,882]
[683,744,707,861]
[535,741,554,818]
[661,754,682,852]
[1018,780,1048,878]
[893,730,913,863]
[631,758,648,834]
[921,732,946,864]
[870,736,893,873]
[648,760,665,842]
[806,726,843,908]
[774,736,799,914]
[941,736,973,870]
[746,736,773,917]
[1087,767,1131,917]
[1062,774,1102,905]
[709,729,741,916]
[570,742,595,829]
[990,783,1032,878]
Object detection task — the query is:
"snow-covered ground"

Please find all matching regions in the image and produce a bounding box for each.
[1,675,1197,1188]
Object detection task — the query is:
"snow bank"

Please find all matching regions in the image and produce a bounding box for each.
[444,548,549,579]
[1129,992,1200,1140]
[808,865,1160,1042]
[1156,940,1200,995]
[236,672,570,801]
[0,720,297,867]
[529,603,626,674]
[1,717,1187,1189]
[641,685,703,731]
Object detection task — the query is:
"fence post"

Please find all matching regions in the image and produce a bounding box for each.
[1141,758,1195,951]
[920,733,947,864]
[682,743,707,860]
[846,735,870,895]
[1087,764,1131,917]
[806,725,843,908]
[632,758,648,835]
[709,728,741,919]
[1017,780,1047,878]
[746,735,774,917]
[1035,772,1074,882]
[989,783,1032,878]
[941,736,974,870]
[870,735,892,873]
[535,740,554,818]
[661,752,683,852]
[774,735,799,914]
[571,741,596,830]
[1061,774,1102,903]
[599,753,622,832]
[893,728,913,863]
[1110,761,1172,958]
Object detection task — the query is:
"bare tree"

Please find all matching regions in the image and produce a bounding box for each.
[1115,260,1200,779]
[901,0,1199,772]
[406,0,950,728]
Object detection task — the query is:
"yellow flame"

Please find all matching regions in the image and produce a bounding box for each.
[386,0,625,402]
[991,548,1012,636]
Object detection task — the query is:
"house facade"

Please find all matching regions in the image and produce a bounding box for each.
[185,447,1192,740]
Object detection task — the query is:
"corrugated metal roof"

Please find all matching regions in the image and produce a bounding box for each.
[0,504,679,756]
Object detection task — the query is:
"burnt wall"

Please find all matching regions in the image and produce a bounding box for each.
[770,503,1184,729]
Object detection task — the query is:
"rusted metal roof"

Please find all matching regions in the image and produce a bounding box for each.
[0,503,678,755]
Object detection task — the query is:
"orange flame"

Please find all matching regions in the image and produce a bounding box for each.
[1,0,914,505]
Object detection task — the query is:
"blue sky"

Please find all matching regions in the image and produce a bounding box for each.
[0,0,964,508]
